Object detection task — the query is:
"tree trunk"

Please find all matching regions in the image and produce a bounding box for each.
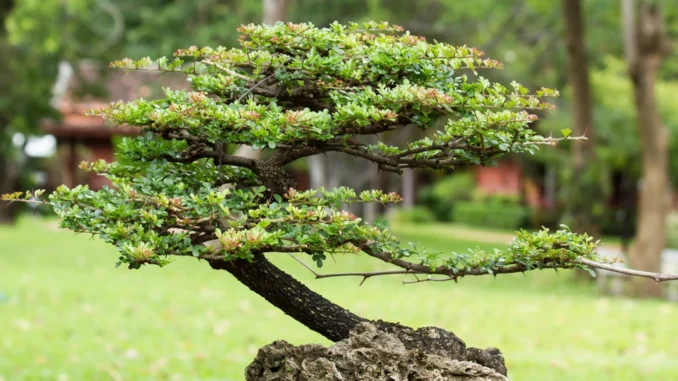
[308,155,325,190]
[402,168,415,208]
[0,1,18,224]
[0,155,20,224]
[263,0,290,25]
[209,253,364,342]
[562,0,600,239]
[208,253,507,375]
[623,0,671,298]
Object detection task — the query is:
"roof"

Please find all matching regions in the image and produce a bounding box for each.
[42,61,189,139]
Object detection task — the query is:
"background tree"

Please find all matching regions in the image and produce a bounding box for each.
[622,0,672,297]
[0,0,61,223]
[5,22,678,377]
[561,0,603,239]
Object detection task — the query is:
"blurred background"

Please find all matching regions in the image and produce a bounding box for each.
[1,1,678,380]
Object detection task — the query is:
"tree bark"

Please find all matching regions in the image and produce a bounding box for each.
[562,0,600,239]
[623,0,672,298]
[209,253,364,342]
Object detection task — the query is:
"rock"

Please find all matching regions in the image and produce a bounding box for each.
[246,322,508,381]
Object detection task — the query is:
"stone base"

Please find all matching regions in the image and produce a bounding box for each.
[246,323,508,381]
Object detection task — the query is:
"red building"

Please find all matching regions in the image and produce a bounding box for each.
[473,159,545,208]
[42,64,187,190]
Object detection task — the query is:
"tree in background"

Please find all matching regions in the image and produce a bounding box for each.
[0,0,61,223]
[5,22,678,378]
[561,0,604,239]
[1,0,264,224]
[623,0,672,298]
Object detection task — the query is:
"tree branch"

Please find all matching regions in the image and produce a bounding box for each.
[160,147,257,169]
[202,60,253,82]
[162,151,256,168]
[287,254,425,286]
[288,248,678,286]
[578,257,678,283]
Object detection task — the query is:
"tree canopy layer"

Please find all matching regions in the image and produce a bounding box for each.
[3,22,602,273]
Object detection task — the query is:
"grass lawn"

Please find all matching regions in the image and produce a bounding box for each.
[1,217,677,381]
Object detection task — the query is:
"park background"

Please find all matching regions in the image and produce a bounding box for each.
[1,1,678,380]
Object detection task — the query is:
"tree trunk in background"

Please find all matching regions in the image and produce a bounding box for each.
[308,153,325,190]
[562,0,600,239]
[623,0,672,298]
[0,0,18,224]
[234,0,291,160]
[363,166,379,223]
[0,155,20,224]
[402,169,415,208]
[263,0,290,25]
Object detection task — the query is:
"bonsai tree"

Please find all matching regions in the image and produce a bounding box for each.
[4,21,677,377]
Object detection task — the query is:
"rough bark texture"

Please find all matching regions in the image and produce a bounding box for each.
[210,254,364,342]
[623,0,672,298]
[254,160,297,196]
[245,322,507,381]
[209,254,507,376]
[562,0,600,239]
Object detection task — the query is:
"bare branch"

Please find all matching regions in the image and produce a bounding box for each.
[202,60,253,82]
[288,248,678,286]
[287,254,427,285]
[578,257,678,283]
[160,148,257,169]
[402,276,456,284]
[287,254,320,277]
[237,73,276,102]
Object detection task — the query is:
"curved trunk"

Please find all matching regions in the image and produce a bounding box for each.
[209,253,365,342]
[208,253,507,376]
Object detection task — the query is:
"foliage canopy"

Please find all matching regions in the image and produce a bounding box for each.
[3,22,602,280]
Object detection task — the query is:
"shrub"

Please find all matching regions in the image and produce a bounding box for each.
[418,172,475,221]
[452,195,529,230]
[390,206,436,224]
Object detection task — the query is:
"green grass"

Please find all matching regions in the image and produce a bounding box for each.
[1,217,677,381]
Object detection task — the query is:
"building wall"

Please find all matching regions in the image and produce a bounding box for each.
[475,161,522,196]
[87,141,115,190]
[474,160,543,207]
